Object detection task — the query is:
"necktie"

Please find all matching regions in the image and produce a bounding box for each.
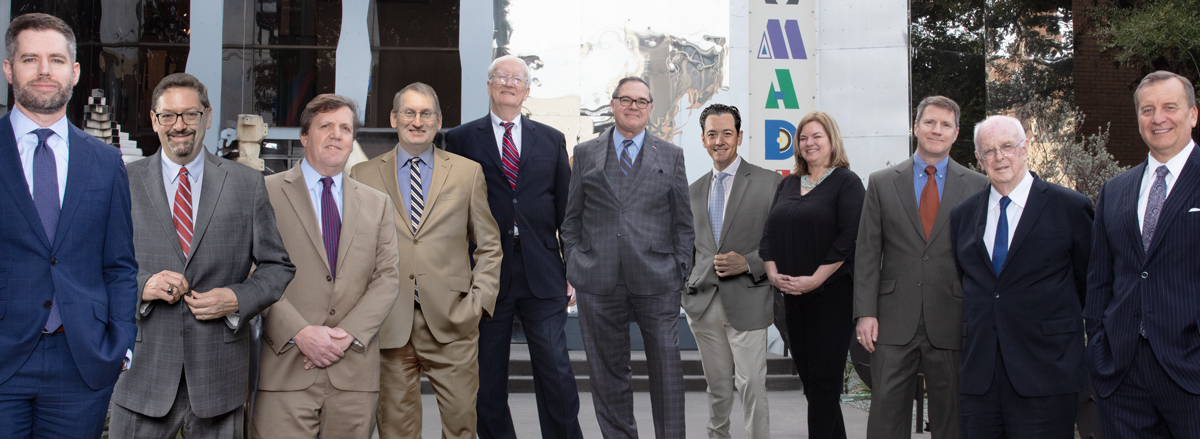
[1142,165,1169,252]
[919,165,939,240]
[501,122,519,190]
[620,139,634,176]
[709,172,729,245]
[320,177,341,281]
[992,196,1011,276]
[409,157,424,303]
[173,167,194,257]
[32,128,62,332]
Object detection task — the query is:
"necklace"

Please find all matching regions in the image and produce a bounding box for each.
[800,167,835,190]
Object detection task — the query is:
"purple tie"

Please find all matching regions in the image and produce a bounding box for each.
[33,128,62,332]
[320,177,341,282]
[1142,165,1169,252]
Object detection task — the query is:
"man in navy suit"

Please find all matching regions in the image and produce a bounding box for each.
[0,13,138,438]
[1087,70,1200,438]
[950,115,1093,438]
[444,55,582,439]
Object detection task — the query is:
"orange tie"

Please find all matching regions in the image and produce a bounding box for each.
[919,166,939,240]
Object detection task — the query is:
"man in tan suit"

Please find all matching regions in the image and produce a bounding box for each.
[351,82,502,439]
[252,94,400,438]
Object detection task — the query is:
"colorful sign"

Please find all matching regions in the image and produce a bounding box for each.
[746,0,815,170]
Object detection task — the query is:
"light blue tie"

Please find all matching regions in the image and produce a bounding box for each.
[992,196,1011,277]
[709,172,729,245]
[33,129,63,332]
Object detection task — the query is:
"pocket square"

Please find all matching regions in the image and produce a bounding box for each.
[1191,207,1200,212]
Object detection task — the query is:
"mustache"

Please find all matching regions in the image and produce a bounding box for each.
[168,128,196,138]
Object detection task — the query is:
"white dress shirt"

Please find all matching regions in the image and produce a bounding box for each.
[299,159,344,228]
[160,149,205,217]
[984,171,1034,258]
[1138,140,1195,230]
[12,108,70,206]
[490,112,522,157]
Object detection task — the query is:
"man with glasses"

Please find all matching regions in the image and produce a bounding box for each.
[949,115,1093,437]
[561,76,694,438]
[351,82,502,439]
[111,72,295,438]
[444,55,582,439]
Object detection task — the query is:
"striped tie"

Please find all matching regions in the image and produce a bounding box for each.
[501,122,519,189]
[409,157,424,233]
[173,167,194,257]
[620,139,634,175]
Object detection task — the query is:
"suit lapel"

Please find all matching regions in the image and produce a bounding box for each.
[336,178,362,280]
[417,148,452,235]
[623,135,660,202]
[891,159,924,239]
[1121,161,1149,262]
[694,171,716,250]
[375,150,412,239]
[597,130,620,198]
[1146,147,1200,257]
[0,115,52,248]
[280,165,329,272]
[1003,178,1048,274]
[719,166,752,249]
[477,116,506,181]
[137,151,185,262]
[973,192,992,273]
[188,152,227,263]
[53,126,97,251]
[927,162,968,247]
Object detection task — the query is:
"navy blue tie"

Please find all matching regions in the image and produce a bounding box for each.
[992,196,1011,277]
[33,128,63,332]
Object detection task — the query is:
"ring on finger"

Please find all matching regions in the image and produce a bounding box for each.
[166,285,174,294]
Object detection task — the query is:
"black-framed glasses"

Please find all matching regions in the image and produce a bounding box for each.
[977,140,1025,161]
[614,96,652,109]
[490,73,527,86]
[154,109,206,126]
[396,110,439,123]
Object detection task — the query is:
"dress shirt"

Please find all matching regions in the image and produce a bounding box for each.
[612,129,646,164]
[489,112,523,157]
[160,149,205,217]
[984,171,1034,258]
[396,145,435,222]
[1138,140,1195,230]
[913,153,949,208]
[299,159,344,229]
[12,108,70,206]
[710,155,742,207]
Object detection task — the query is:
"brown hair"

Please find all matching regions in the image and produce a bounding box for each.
[6,13,76,63]
[300,94,360,136]
[794,111,850,176]
[151,73,211,112]
[914,95,961,128]
[1135,70,1196,109]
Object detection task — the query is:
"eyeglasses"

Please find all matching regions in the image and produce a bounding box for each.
[614,96,652,109]
[154,109,206,126]
[977,140,1024,161]
[491,73,527,86]
[396,110,439,123]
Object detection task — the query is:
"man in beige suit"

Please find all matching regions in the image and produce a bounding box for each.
[252,94,400,438]
[351,82,502,439]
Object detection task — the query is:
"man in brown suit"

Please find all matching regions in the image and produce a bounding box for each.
[351,82,502,439]
[252,94,400,438]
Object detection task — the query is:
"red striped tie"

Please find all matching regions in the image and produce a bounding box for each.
[501,122,519,189]
[174,167,194,257]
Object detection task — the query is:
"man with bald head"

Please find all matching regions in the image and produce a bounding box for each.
[445,55,582,439]
[949,115,1093,437]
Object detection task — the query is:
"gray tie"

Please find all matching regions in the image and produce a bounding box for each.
[1142,165,1169,252]
[709,172,729,245]
[33,128,63,332]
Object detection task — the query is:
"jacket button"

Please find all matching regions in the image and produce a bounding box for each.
[413,238,418,244]
[916,282,923,287]
[329,309,336,315]
[409,274,415,280]
[50,257,57,265]
[44,300,53,309]
[923,256,929,261]
[994,294,1000,299]
[1141,272,1149,279]
[326,275,332,282]
[513,199,518,204]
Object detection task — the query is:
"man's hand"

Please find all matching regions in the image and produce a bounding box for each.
[184,287,240,320]
[567,282,577,308]
[143,270,189,303]
[856,317,879,353]
[293,325,346,369]
[714,252,749,278]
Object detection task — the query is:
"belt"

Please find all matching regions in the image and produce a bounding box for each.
[43,326,64,334]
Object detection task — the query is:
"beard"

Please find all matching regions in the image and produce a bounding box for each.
[166,128,199,158]
[12,79,73,115]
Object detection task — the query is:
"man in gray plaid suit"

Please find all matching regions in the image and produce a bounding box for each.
[109,73,295,438]
[561,76,694,438]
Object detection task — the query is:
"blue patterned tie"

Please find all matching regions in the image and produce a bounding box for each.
[619,139,634,175]
[1142,165,1169,252]
[992,196,1011,277]
[709,172,729,245]
[320,177,340,281]
[33,128,63,332]
[409,157,424,303]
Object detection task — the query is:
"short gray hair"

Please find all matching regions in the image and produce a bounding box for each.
[1135,70,1196,109]
[487,55,531,89]
[973,115,1026,150]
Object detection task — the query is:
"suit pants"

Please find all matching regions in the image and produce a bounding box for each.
[960,345,1076,438]
[251,367,378,438]
[686,291,770,439]
[1096,336,1200,438]
[784,274,855,439]
[867,315,960,439]
[0,332,114,439]
[109,372,244,439]
[577,283,685,439]
[377,306,479,439]
[477,244,582,439]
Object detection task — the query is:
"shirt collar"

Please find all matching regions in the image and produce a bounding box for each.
[396,144,435,169]
[10,107,70,143]
[300,158,341,193]
[1147,140,1195,179]
[613,129,646,149]
[988,171,1034,211]
[913,153,949,178]
[714,155,742,178]
[490,112,522,130]
[160,149,206,183]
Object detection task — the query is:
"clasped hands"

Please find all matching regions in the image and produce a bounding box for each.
[769,272,821,295]
[143,270,239,320]
[293,325,355,370]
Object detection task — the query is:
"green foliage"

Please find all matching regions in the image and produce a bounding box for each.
[985,0,1075,111]
[911,0,989,167]
[1087,0,1200,78]
[1019,96,1128,204]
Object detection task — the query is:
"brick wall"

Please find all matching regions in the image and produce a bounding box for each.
[1072,0,1148,167]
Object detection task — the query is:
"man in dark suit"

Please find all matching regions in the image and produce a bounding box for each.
[854,96,988,439]
[110,73,295,438]
[684,104,781,439]
[0,13,138,438]
[950,115,1093,437]
[561,76,694,438]
[1087,70,1200,438]
[444,55,582,439]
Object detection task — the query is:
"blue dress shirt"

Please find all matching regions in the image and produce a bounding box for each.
[299,159,343,228]
[396,146,435,222]
[913,153,948,208]
[612,129,646,164]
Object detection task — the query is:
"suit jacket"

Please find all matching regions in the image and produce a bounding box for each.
[258,164,400,393]
[0,113,138,390]
[561,128,694,295]
[350,146,502,346]
[113,150,294,418]
[684,160,781,331]
[1086,146,1200,397]
[854,158,988,349]
[950,177,1093,397]
[444,115,570,300]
